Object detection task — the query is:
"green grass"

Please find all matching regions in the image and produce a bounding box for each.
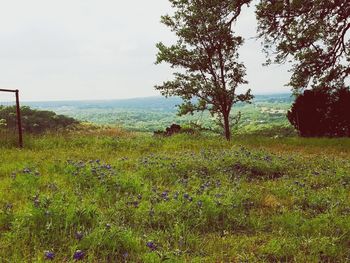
[0,132,350,262]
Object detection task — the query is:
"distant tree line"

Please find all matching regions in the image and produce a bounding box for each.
[0,106,78,133]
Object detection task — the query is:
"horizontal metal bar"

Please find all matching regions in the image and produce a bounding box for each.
[0,89,18,93]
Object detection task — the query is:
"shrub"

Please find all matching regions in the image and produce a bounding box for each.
[154,124,195,137]
[287,88,350,137]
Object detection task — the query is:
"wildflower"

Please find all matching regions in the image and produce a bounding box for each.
[264,156,272,162]
[73,250,85,260]
[23,168,31,174]
[146,241,157,251]
[44,251,55,260]
[33,196,40,208]
[161,191,170,201]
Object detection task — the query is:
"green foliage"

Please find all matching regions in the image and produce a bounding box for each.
[155,0,253,140]
[256,0,350,92]
[0,106,78,134]
[0,133,350,261]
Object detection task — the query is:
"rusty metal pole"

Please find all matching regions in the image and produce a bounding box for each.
[15,90,23,148]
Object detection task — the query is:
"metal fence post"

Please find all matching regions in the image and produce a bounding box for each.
[15,90,23,148]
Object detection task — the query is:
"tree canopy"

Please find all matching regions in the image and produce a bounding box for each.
[256,0,350,92]
[155,0,253,140]
[0,106,78,133]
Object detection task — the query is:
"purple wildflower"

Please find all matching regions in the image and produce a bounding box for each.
[73,250,85,260]
[146,241,157,251]
[44,251,55,260]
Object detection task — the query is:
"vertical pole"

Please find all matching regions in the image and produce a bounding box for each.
[15,90,23,148]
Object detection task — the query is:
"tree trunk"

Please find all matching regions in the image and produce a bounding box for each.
[223,112,231,141]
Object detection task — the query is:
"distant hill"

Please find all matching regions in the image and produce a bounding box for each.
[24,96,183,112]
[20,94,293,131]
[24,94,293,112]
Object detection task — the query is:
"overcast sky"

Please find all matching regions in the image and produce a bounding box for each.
[0,0,291,101]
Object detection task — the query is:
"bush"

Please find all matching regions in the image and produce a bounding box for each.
[0,106,79,133]
[287,88,350,137]
[153,124,195,137]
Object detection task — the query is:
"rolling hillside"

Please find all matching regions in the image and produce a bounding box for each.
[23,94,293,132]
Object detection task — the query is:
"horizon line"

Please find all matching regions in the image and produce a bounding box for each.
[19,92,293,103]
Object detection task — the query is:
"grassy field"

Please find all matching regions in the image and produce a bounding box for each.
[0,130,350,262]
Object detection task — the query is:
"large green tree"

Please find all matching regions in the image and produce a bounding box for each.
[155,0,253,140]
[256,0,350,93]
